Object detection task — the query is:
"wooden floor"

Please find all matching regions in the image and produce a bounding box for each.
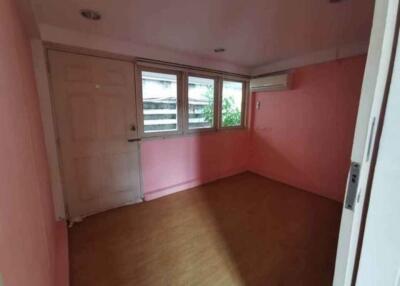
[69,172,342,286]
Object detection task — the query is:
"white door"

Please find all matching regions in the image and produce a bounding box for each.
[355,26,400,286]
[333,0,400,285]
[48,50,142,219]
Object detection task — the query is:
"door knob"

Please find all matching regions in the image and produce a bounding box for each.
[130,124,136,131]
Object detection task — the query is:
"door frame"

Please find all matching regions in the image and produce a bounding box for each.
[351,6,400,285]
[31,42,145,220]
[352,24,400,284]
[333,0,400,285]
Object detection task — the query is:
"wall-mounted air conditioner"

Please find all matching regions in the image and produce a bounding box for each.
[250,72,293,92]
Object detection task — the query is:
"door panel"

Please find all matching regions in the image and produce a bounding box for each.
[75,156,105,200]
[48,50,142,219]
[69,94,96,141]
[333,1,400,285]
[355,29,400,286]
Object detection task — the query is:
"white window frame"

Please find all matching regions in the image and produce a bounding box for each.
[136,65,183,138]
[184,73,219,133]
[136,63,249,138]
[219,78,248,130]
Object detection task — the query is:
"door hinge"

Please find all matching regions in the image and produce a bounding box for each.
[345,162,361,211]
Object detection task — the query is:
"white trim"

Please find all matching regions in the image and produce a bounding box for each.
[38,24,372,78]
[135,60,249,80]
[30,39,66,220]
[333,0,399,285]
[250,42,369,76]
[356,27,400,286]
[39,24,251,76]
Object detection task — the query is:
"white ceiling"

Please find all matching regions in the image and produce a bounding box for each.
[29,0,374,74]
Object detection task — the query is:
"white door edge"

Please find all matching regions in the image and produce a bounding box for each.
[333,0,400,285]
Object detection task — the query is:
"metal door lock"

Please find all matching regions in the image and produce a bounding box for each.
[345,162,361,211]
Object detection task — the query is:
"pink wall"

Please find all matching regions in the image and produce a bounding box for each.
[0,1,68,286]
[249,56,366,202]
[140,57,365,203]
[141,130,249,200]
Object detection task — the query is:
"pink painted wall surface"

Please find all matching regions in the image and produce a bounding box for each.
[249,56,366,202]
[141,130,249,200]
[0,1,68,286]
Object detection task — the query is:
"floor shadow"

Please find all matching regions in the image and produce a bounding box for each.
[68,172,342,286]
[198,173,342,286]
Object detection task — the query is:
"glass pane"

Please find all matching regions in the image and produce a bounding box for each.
[222,80,243,127]
[141,71,178,133]
[188,76,215,129]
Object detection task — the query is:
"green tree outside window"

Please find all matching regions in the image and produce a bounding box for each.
[202,86,241,127]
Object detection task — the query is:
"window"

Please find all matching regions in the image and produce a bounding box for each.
[138,65,247,137]
[221,80,244,127]
[140,70,179,134]
[187,76,216,130]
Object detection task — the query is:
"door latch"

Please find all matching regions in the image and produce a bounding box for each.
[345,162,361,211]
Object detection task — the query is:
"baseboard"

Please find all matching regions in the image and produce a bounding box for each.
[143,167,343,203]
[144,168,247,201]
[248,169,343,203]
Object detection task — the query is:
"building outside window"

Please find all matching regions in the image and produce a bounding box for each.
[141,71,178,133]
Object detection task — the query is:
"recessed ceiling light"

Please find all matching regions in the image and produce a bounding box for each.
[80,9,101,21]
[214,48,226,53]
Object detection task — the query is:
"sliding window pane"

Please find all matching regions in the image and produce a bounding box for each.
[221,80,244,127]
[188,76,215,129]
[141,71,178,133]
